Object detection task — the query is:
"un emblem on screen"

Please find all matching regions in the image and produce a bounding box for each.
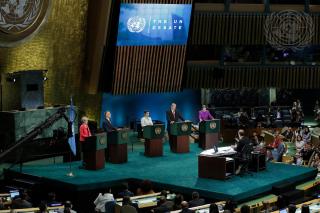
[127,16,146,33]
[0,0,51,47]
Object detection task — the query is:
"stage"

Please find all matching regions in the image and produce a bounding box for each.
[4,143,317,202]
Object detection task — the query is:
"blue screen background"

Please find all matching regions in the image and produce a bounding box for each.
[100,90,201,128]
[117,4,192,46]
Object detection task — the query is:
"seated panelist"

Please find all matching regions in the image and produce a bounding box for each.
[102,111,117,133]
[198,105,214,122]
[141,111,153,128]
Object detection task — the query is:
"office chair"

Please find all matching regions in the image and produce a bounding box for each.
[235,143,254,176]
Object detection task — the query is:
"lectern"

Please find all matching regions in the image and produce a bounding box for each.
[143,124,165,157]
[169,121,192,153]
[199,119,220,150]
[107,129,131,163]
[82,133,107,170]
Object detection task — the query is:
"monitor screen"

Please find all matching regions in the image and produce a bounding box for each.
[117,3,192,46]
[10,190,20,198]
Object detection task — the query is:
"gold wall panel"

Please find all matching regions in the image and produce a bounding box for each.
[0,0,102,121]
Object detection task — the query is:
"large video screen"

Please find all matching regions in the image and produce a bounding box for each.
[116,4,192,46]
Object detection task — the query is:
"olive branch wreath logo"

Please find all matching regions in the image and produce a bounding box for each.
[0,0,41,31]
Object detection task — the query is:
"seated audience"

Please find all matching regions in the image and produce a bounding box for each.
[282,127,294,141]
[118,183,134,198]
[288,204,297,213]
[224,200,236,213]
[300,143,314,163]
[251,131,261,146]
[136,179,155,196]
[310,153,320,170]
[121,196,138,213]
[273,195,286,211]
[158,190,174,210]
[188,191,205,208]
[153,196,170,213]
[58,201,76,213]
[240,205,250,213]
[39,201,48,213]
[295,135,305,154]
[180,201,193,213]
[260,201,272,213]
[301,204,310,213]
[11,192,32,209]
[209,203,219,213]
[270,140,285,162]
[173,194,184,210]
[47,192,61,207]
[302,127,311,143]
[94,187,114,213]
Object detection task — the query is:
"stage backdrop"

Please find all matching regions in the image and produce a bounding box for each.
[100,89,201,127]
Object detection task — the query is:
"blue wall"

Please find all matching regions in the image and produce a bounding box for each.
[100,89,201,127]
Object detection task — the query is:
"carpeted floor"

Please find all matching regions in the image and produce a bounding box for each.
[9,143,317,202]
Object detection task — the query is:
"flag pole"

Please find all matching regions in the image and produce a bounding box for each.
[66,150,74,177]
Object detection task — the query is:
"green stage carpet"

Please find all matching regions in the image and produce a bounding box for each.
[9,143,317,202]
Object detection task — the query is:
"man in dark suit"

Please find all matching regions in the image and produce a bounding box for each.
[102,111,117,133]
[234,129,251,175]
[166,103,184,131]
[188,192,205,208]
[166,103,185,149]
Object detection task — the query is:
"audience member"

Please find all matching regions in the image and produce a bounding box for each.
[274,195,286,211]
[11,192,32,209]
[295,135,305,154]
[240,205,250,213]
[39,201,48,213]
[118,183,134,198]
[158,190,174,210]
[310,153,320,171]
[121,196,138,213]
[224,200,235,213]
[260,200,272,213]
[300,143,314,163]
[173,194,184,210]
[288,204,297,213]
[209,203,219,213]
[301,204,310,213]
[302,127,311,143]
[58,201,76,213]
[94,187,114,213]
[136,180,155,195]
[188,191,205,208]
[282,127,294,141]
[153,196,170,213]
[180,201,193,213]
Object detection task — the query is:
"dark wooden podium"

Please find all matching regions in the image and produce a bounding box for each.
[169,121,192,153]
[82,133,107,170]
[199,119,220,150]
[143,124,165,157]
[107,129,131,164]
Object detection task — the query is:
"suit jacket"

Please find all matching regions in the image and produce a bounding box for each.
[166,110,184,131]
[102,119,117,133]
[235,136,250,154]
[188,198,205,208]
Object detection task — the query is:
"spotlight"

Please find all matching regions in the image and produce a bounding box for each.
[290,61,296,65]
[43,76,48,81]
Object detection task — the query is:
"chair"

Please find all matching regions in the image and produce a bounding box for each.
[235,143,253,176]
[105,201,116,213]
[120,204,138,213]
